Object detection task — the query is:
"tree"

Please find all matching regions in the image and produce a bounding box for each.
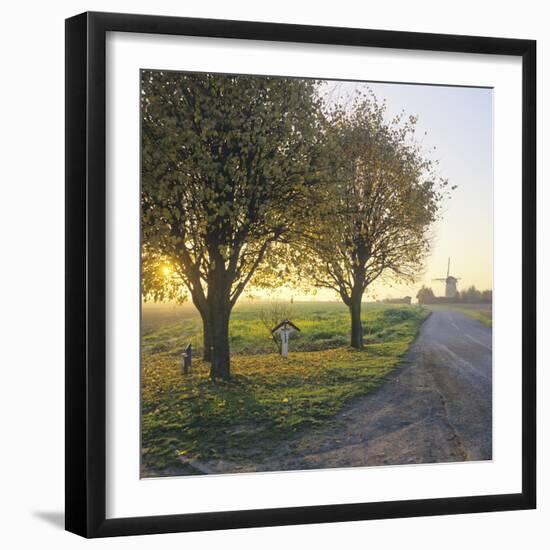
[298,92,451,348]
[459,285,478,303]
[141,71,327,379]
[458,285,489,303]
[417,286,436,304]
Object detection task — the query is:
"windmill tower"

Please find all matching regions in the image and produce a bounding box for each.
[433,258,460,298]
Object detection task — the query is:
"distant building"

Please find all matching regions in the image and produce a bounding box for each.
[383,296,412,305]
[443,276,459,298]
[433,258,460,298]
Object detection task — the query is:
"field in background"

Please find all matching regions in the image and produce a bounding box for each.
[142,301,427,357]
[141,301,430,475]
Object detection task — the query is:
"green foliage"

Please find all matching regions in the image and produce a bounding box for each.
[141,302,429,473]
[417,285,436,304]
[458,286,492,304]
[416,285,492,306]
[142,301,427,357]
[296,90,451,307]
[139,73,452,374]
[141,71,329,307]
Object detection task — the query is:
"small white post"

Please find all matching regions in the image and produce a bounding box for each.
[272,320,300,358]
[281,329,289,357]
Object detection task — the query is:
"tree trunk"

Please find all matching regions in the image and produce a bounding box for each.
[208,304,231,380]
[349,297,363,349]
[201,315,212,362]
[203,270,232,379]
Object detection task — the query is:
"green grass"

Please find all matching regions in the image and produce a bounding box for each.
[458,308,492,327]
[141,302,430,474]
[142,301,426,356]
[429,304,492,327]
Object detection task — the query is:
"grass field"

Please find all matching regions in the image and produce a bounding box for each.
[141,301,430,475]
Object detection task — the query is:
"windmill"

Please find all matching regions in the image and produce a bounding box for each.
[433,258,460,298]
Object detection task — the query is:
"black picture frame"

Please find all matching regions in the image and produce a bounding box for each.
[65,11,536,538]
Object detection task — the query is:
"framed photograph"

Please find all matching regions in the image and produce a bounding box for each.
[65,11,536,538]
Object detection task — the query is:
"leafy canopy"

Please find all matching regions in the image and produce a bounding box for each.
[141,71,328,307]
[297,90,452,305]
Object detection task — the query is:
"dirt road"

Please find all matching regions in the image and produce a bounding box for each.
[187,308,493,475]
[284,307,493,469]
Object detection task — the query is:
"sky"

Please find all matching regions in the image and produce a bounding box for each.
[146,76,494,304]
[262,79,493,302]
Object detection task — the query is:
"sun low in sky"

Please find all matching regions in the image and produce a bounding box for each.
[153,78,493,304]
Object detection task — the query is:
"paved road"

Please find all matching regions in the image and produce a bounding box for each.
[177,308,492,475]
